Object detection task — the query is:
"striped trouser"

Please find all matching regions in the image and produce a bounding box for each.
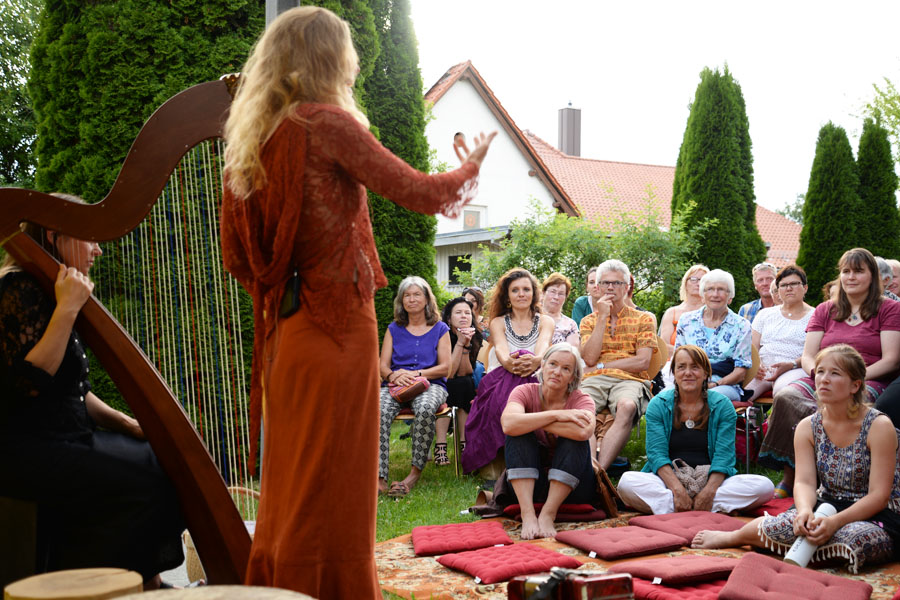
[378,385,448,481]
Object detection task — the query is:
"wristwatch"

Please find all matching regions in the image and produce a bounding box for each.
[598,362,605,370]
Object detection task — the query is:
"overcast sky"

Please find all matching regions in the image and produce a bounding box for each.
[409,0,900,213]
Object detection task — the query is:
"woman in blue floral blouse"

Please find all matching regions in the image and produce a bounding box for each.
[676,269,752,402]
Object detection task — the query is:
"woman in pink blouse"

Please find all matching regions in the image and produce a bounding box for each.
[759,249,900,498]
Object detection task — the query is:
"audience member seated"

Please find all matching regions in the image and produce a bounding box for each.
[580,259,656,471]
[617,345,772,514]
[745,265,814,401]
[571,266,600,327]
[500,343,597,539]
[759,249,900,498]
[378,276,451,496]
[541,272,580,349]
[659,264,708,387]
[433,297,483,463]
[462,285,486,337]
[462,268,554,474]
[676,269,752,403]
[887,258,900,296]
[0,206,184,589]
[737,262,777,323]
[876,256,900,301]
[769,278,782,305]
[693,345,900,573]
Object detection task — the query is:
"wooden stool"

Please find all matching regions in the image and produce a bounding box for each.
[4,568,142,600]
[118,586,315,599]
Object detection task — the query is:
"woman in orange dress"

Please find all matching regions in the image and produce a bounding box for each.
[219,7,495,599]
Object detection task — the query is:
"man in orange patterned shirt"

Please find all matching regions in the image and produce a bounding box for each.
[580,260,656,470]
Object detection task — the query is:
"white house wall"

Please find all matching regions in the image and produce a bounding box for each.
[427,79,556,235]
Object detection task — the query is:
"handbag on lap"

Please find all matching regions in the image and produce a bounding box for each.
[388,376,430,403]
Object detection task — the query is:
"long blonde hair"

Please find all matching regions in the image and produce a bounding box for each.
[0,193,85,279]
[224,6,369,198]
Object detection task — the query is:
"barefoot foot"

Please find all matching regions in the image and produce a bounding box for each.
[691,529,739,549]
[520,515,541,540]
[536,513,557,539]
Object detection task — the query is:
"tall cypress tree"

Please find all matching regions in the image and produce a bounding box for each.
[798,123,862,301]
[671,66,766,303]
[364,0,440,332]
[857,117,900,259]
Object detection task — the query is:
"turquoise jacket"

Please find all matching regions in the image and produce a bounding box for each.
[571,295,592,328]
[641,387,737,478]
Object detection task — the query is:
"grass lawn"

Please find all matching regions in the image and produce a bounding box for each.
[376,416,781,543]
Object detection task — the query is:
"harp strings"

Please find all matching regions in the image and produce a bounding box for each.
[93,140,255,519]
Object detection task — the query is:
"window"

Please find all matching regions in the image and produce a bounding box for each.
[448,255,471,285]
[463,208,482,230]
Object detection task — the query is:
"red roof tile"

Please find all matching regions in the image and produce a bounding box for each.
[425,64,802,269]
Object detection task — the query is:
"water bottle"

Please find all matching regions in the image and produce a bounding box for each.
[783,503,837,567]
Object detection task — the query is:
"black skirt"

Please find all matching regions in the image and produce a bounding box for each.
[446,374,477,412]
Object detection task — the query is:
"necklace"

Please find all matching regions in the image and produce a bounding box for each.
[685,419,695,429]
[848,311,862,324]
[505,313,540,344]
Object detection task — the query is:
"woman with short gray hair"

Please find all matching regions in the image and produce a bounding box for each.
[675,269,752,402]
[500,343,597,539]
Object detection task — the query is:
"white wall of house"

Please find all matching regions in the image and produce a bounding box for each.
[426,78,556,236]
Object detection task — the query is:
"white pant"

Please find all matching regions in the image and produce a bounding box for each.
[617,470,774,515]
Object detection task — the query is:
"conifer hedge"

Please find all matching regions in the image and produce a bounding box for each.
[857,118,900,260]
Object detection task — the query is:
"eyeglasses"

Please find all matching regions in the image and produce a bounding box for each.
[687,277,702,283]
[462,286,482,295]
[778,281,804,290]
[752,262,776,274]
[705,286,730,295]
[543,288,568,297]
[598,280,627,288]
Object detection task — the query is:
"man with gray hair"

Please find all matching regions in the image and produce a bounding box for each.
[579,259,656,471]
[875,256,900,301]
[737,262,777,323]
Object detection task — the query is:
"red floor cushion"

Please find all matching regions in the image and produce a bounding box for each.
[609,555,739,585]
[632,577,727,600]
[503,503,607,522]
[719,552,873,600]
[629,511,745,544]
[435,542,582,584]
[743,496,794,517]
[411,521,513,556]
[555,526,686,559]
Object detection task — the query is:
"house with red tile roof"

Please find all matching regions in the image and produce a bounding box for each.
[425,61,801,290]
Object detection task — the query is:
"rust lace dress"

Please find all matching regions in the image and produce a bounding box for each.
[221,104,479,598]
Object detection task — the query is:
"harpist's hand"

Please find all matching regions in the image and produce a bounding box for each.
[454,131,498,169]
[55,264,94,314]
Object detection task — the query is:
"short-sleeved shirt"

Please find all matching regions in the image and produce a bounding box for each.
[551,314,579,345]
[676,306,752,384]
[737,298,763,323]
[752,306,813,367]
[807,299,900,383]
[387,320,450,388]
[507,382,594,447]
[580,305,655,381]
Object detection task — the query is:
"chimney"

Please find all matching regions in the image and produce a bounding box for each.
[558,103,581,156]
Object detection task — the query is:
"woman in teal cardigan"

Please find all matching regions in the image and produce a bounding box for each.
[617,345,773,514]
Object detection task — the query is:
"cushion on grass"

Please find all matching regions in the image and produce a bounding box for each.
[629,510,744,543]
[632,578,727,600]
[743,496,794,517]
[411,521,513,556]
[435,542,582,584]
[503,503,607,522]
[555,526,686,559]
[609,555,739,585]
[718,552,873,600]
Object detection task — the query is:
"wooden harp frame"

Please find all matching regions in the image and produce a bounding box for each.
[0,78,250,584]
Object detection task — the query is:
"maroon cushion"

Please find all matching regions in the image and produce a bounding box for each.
[436,542,582,584]
[633,578,727,600]
[411,521,512,556]
[629,511,745,544]
[719,552,873,600]
[555,526,686,559]
[609,555,739,585]
[503,503,607,522]
[743,496,794,517]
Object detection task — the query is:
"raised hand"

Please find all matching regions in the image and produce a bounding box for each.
[55,264,94,314]
[454,131,498,169]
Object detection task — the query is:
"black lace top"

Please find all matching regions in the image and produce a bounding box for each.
[0,271,94,441]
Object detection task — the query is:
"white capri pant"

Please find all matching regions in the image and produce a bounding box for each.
[617,470,774,515]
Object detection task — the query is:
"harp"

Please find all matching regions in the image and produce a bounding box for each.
[0,78,251,584]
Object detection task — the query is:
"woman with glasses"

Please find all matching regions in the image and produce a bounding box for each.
[744,265,813,401]
[675,270,752,403]
[759,249,900,498]
[659,265,709,358]
[541,273,580,349]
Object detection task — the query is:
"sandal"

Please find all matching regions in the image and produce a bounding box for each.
[434,442,450,466]
[460,440,466,454]
[773,481,792,499]
[387,481,410,498]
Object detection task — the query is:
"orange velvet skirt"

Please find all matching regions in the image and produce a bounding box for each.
[245,301,380,598]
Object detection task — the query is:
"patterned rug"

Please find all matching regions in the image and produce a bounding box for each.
[376,513,900,599]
